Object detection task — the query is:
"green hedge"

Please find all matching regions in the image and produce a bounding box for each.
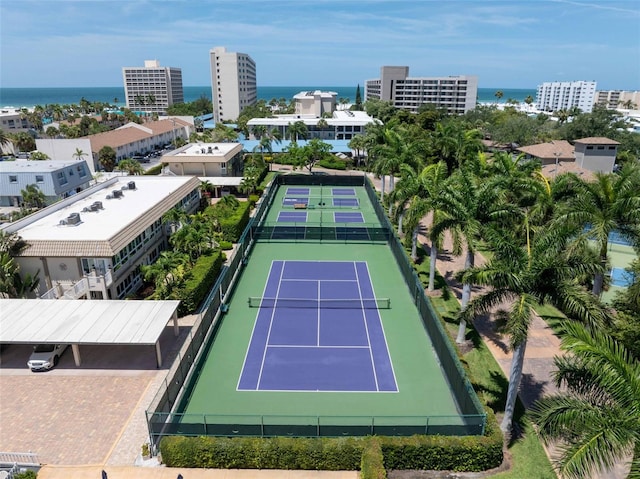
[160,436,363,470]
[317,157,349,170]
[218,201,252,242]
[361,437,386,479]
[381,411,503,472]
[173,251,224,315]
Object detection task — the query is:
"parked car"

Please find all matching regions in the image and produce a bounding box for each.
[27,344,68,371]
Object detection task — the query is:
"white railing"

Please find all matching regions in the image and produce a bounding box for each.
[0,451,39,466]
[63,278,88,299]
[40,287,58,299]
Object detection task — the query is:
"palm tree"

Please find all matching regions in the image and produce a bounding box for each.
[494,90,504,103]
[458,219,610,436]
[20,184,46,209]
[98,146,117,172]
[116,158,144,175]
[524,95,534,107]
[141,251,189,298]
[531,321,640,478]
[348,134,367,168]
[432,162,502,343]
[554,162,640,296]
[73,147,87,162]
[287,120,308,142]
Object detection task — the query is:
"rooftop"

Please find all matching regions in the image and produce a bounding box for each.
[7,175,200,256]
[517,140,574,161]
[0,159,87,173]
[574,137,620,145]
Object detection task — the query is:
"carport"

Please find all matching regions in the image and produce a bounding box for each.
[0,299,181,368]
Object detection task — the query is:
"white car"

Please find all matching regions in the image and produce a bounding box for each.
[27,344,68,371]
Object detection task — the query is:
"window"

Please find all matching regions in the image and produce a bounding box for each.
[597,146,605,150]
[57,171,68,185]
[9,175,17,183]
[35,175,44,183]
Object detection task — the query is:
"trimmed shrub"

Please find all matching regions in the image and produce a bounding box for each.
[361,437,386,479]
[174,251,223,315]
[218,201,252,242]
[160,436,363,470]
[248,194,260,205]
[317,157,349,170]
[218,240,233,250]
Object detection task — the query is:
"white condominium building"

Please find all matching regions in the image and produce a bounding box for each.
[210,47,257,123]
[535,81,597,113]
[122,60,184,114]
[365,66,478,115]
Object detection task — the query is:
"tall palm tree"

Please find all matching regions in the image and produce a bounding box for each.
[554,162,640,295]
[432,162,503,343]
[531,321,640,478]
[458,219,610,436]
[494,90,504,103]
[287,120,308,142]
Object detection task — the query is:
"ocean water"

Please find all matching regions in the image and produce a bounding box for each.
[0,86,535,109]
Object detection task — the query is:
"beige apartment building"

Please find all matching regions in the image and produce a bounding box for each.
[122,60,184,114]
[365,66,478,114]
[209,47,257,123]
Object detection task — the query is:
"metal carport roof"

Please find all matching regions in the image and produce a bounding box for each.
[0,299,181,367]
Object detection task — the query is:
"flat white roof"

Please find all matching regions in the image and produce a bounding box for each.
[173,142,241,157]
[247,110,376,127]
[14,176,198,243]
[0,160,84,173]
[199,176,244,186]
[0,299,180,345]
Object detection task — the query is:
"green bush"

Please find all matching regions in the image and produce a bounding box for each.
[317,157,349,170]
[174,251,223,315]
[218,240,233,250]
[160,436,363,470]
[13,472,37,479]
[218,201,252,242]
[144,163,165,175]
[380,424,503,472]
[361,437,386,479]
[248,194,260,205]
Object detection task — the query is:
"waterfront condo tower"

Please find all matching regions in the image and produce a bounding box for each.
[209,47,257,123]
[535,81,597,113]
[365,66,478,115]
[122,60,184,114]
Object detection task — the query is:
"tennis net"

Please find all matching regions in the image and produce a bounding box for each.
[282,196,360,209]
[247,297,391,309]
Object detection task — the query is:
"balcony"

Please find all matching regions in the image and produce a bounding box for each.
[39,270,113,300]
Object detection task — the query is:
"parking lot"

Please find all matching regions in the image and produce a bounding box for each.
[0,319,193,466]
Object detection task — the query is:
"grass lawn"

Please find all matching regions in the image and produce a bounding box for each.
[412,244,556,478]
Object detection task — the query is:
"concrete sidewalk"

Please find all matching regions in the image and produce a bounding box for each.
[37,465,359,479]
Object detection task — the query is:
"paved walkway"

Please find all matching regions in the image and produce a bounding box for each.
[37,466,359,479]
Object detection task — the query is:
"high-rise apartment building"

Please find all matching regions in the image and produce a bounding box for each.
[535,81,597,113]
[365,66,478,115]
[209,47,257,123]
[122,60,184,114]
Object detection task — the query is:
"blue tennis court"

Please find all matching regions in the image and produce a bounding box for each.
[278,211,307,223]
[238,260,398,392]
[611,267,635,287]
[332,188,356,196]
[334,212,364,223]
[287,187,310,196]
[333,198,359,207]
[283,197,309,206]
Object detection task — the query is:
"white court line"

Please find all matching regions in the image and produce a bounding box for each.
[279,278,358,283]
[316,280,321,347]
[353,261,379,392]
[267,344,370,349]
[256,262,287,390]
[362,261,399,391]
[237,259,278,391]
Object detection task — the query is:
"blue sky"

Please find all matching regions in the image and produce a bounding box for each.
[1,0,639,90]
